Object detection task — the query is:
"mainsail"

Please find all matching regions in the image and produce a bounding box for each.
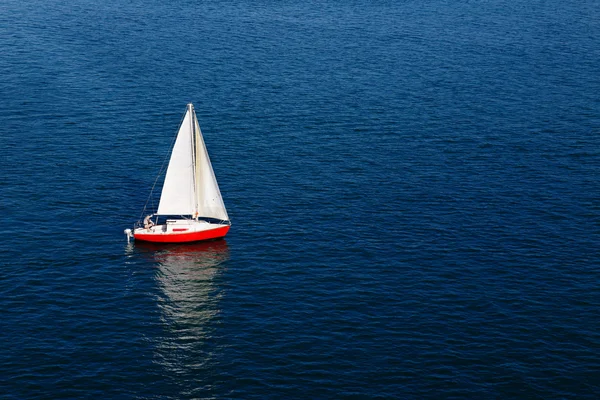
[157,104,229,221]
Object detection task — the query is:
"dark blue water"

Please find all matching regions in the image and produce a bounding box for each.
[1,0,599,398]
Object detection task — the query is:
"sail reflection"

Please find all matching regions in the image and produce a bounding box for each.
[138,240,230,380]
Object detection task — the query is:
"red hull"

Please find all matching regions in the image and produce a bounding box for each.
[134,225,230,243]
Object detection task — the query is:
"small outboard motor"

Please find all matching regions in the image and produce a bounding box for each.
[124,228,133,242]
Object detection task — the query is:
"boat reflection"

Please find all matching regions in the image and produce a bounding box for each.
[137,239,230,379]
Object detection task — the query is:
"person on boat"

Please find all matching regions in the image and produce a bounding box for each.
[144,214,155,230]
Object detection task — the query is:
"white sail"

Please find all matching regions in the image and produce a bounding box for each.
[157,104,229,221]
[157,108,195,215]
[194,116,229,221]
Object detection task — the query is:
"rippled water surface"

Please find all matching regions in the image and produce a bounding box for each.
[1,0,599,398]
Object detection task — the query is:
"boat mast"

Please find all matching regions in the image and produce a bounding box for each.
[189,103,198,220]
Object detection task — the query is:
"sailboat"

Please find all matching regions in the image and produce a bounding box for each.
[125,103,230,243]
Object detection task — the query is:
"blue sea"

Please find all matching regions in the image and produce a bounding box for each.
[1,0,599,398]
